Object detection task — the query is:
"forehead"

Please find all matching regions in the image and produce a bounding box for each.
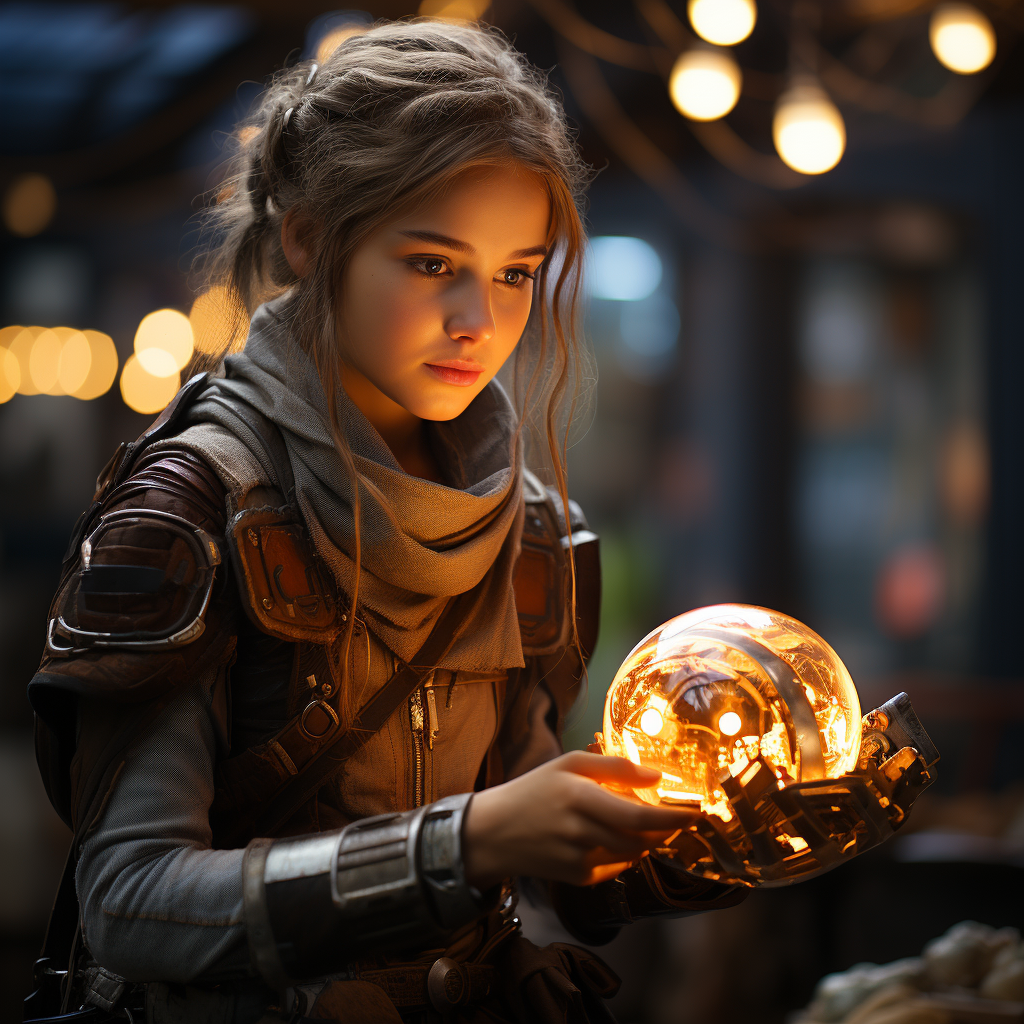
[388,163,551,253]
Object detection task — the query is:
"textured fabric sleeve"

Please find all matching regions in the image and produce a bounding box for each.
[76,667,247,983]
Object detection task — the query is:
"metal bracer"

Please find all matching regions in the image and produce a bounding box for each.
[242,793,493,988]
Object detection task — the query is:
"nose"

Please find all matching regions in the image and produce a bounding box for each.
[444,278,495,345]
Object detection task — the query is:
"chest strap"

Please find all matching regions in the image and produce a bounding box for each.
[213,591,475,846]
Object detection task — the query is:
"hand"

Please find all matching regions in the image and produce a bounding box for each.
[462,751,701,889]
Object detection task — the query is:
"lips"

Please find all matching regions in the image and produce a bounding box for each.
[425,362,483,387]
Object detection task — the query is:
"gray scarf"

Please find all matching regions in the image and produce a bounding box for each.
[195,296,525,672]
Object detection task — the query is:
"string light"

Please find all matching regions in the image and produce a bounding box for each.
[688,0,757,47]
[773,80,846,174]
[2,174,56,237]
[134,308,194,372]
[669,49,742,122]
[930,3,996,74]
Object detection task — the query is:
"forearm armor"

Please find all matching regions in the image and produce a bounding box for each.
[550,858,747,946]
[243,793,494,988]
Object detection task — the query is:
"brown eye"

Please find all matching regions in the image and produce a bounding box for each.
[424,259,446,276]
[503,269,523,286]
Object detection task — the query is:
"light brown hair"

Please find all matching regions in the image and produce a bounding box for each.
[197,19,593,721]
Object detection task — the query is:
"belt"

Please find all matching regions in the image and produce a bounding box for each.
[349,957,499,1012]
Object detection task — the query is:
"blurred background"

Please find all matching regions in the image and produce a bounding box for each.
[2,0,1023,1021]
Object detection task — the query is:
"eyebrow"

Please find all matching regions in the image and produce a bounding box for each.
[399,230,548,262]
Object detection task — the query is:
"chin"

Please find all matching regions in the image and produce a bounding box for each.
[411,389,482,423]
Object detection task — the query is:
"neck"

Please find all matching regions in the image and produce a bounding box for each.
[339,363,443,482]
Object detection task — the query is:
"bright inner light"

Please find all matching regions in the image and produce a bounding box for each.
[773,82,846,175]
[640,707,665,736]
[688,0,757,46]
[718,711,742,736]
[930,3,995,74]
[669,50,742,122]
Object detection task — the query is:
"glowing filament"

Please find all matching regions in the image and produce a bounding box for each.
[640,707,665,736]
[718,711,742,736]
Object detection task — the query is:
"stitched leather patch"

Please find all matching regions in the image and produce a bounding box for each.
[229,506,343,643]
[515,499,567,656]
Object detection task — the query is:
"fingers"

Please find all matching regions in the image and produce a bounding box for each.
[557,750,662,788]
[570,777,703,833]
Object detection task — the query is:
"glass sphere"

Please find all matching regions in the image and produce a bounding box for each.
[602,605,861,822]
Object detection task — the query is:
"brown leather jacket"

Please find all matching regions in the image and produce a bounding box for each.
[28,376,743,1001]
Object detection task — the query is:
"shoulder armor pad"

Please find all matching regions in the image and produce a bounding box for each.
[227,503,343,643]
[515,470,600,659]
[48,507,221,654]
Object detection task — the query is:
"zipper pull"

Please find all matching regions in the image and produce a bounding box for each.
[409,687,424,732]
[425,685,439,751]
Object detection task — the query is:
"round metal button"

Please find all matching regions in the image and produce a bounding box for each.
[427,957,467,1009]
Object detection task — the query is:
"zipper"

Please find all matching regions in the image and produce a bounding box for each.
[409,687,425,807]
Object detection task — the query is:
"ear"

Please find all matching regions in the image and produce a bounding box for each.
[281,208,315,277]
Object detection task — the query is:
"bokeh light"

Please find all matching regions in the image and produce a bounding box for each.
[687,0,757,47]
[121,353,180,414]
[588,236,663,301]
[316,23,369,62]
[2,173,57,237]
[417,0,490,22]
[134,308,194,371]
[875,544,946,638]
[773,81,846,174]
[669,49,742,121]
[0,325,119,400]
[75,330,119,400]
[190,286,249,355]
[930,3,996,74]
[8,327,41,395]
[29,329,64,394]
[56,329,91,396]
[1,347,20,403]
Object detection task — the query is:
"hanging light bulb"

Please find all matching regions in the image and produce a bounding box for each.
[688,0,757,47]
[773,79,846,175]
[669,49,742,122]
[930,3,996,74]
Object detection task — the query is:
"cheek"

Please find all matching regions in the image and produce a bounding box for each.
[495,290,534,355]
[342,265,433,365]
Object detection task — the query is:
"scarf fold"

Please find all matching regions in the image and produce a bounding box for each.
[193,295,525,671]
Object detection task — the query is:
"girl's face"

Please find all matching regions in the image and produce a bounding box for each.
[335,162,551,423]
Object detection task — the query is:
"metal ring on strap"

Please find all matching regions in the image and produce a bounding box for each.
[299,699,339,741]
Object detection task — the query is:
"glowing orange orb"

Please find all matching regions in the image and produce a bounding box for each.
[602,605,861,821]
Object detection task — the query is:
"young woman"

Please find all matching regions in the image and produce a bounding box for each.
[29,20,743,1024]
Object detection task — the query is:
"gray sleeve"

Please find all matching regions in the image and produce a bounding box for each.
[76,669,247,983]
